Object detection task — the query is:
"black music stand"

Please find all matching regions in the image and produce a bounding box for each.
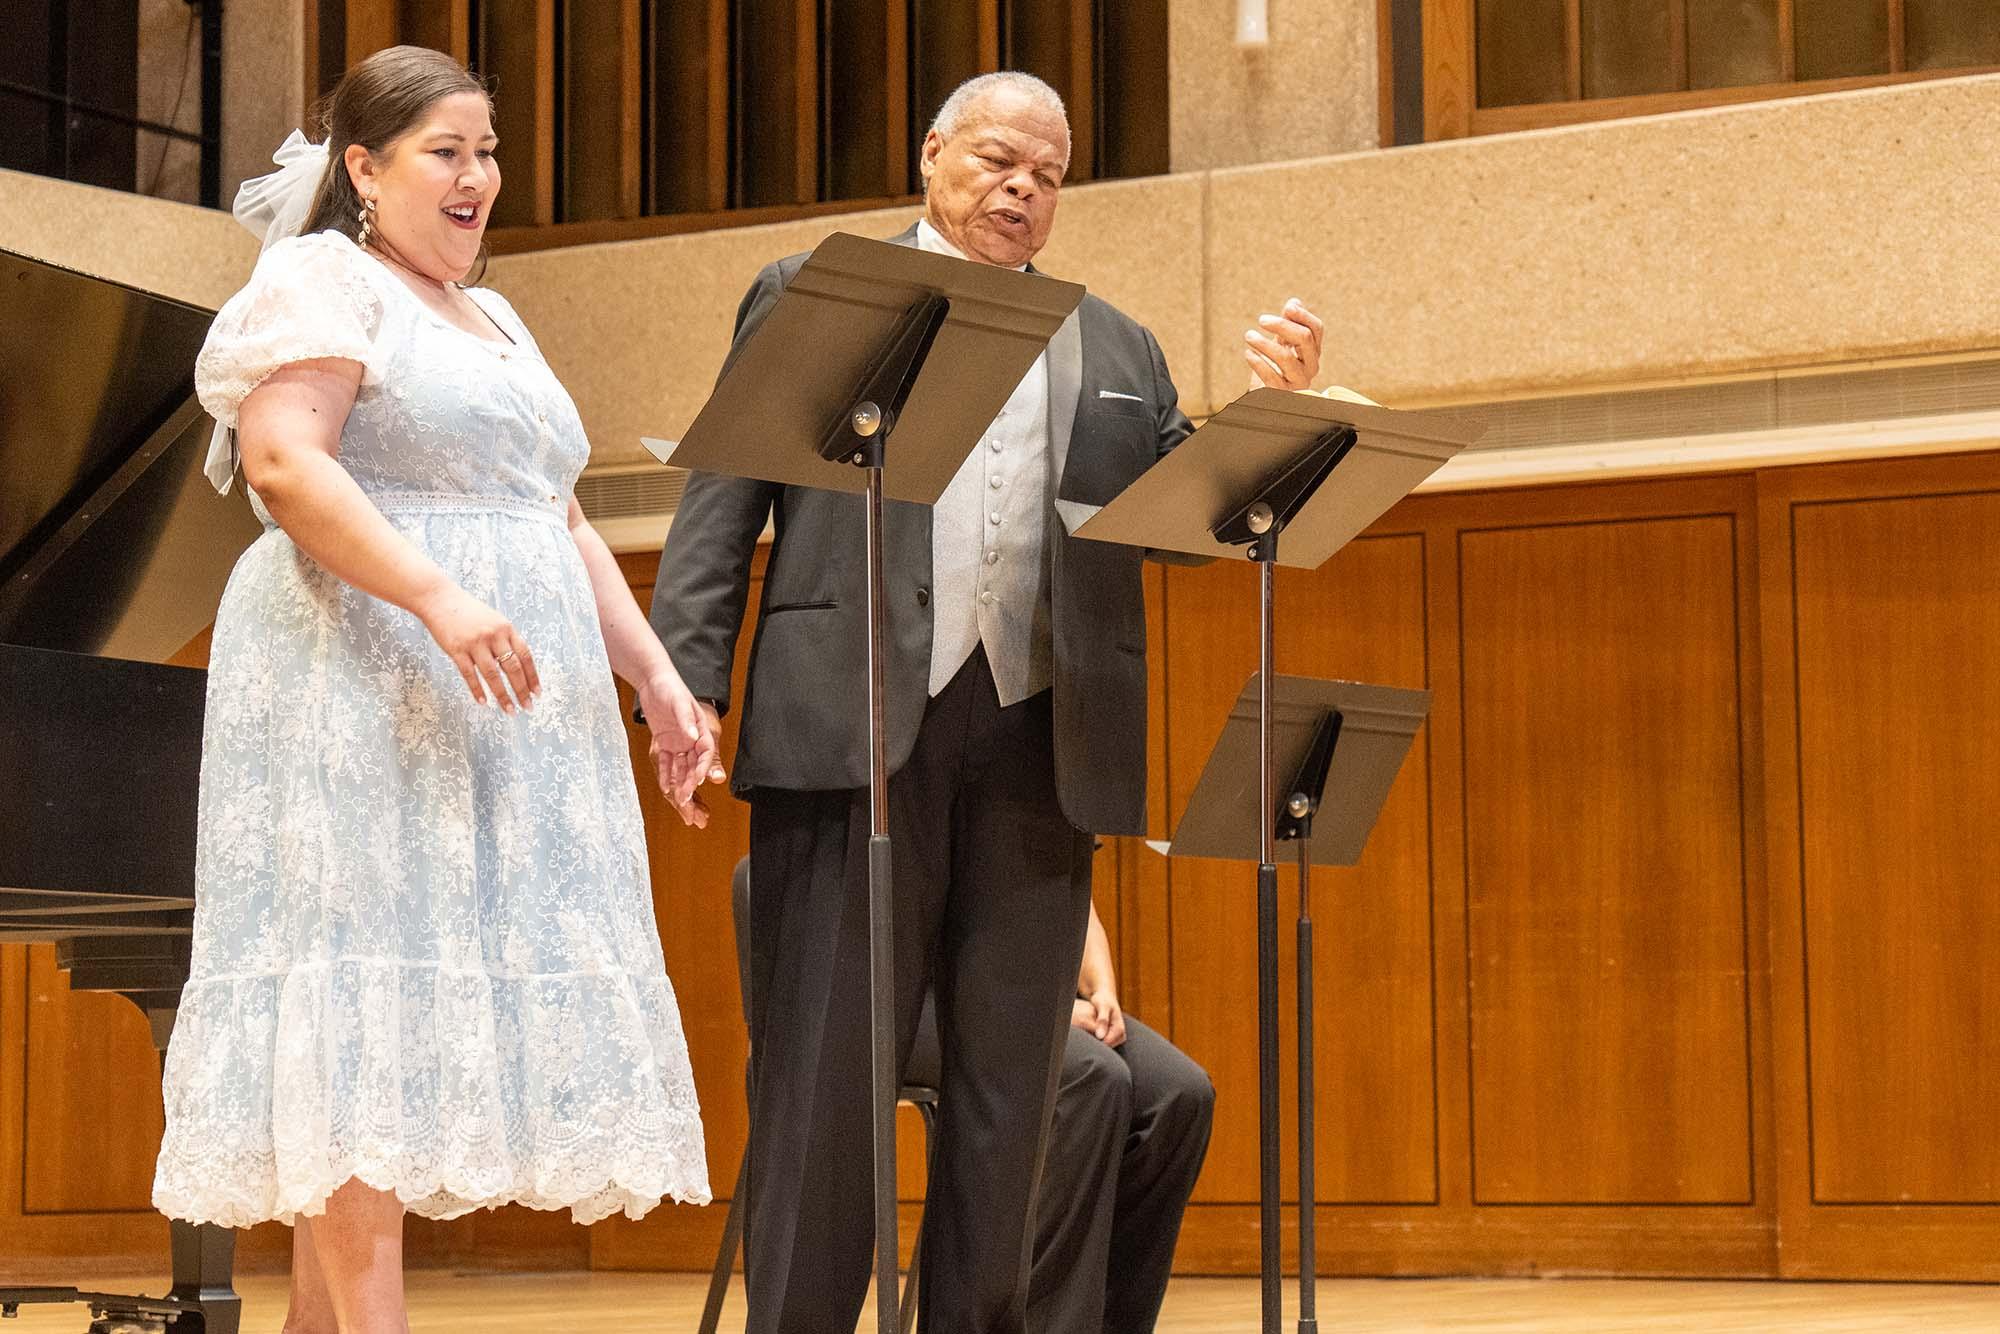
[1075,387,1481,1334]
[1171,674,1427,1334]
[645,232,1082,1332]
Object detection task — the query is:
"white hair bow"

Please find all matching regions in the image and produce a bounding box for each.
[234,129,330,252]
[204,130,332,492]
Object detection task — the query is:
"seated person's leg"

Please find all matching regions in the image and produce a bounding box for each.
[1027,1025,1133,1334]
[1101,1016,1215,1334]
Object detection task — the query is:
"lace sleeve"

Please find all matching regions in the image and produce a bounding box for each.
[194,231,388,429]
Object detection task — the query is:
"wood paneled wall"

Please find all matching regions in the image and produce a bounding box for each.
[1418,0,2000,139]
[10,451,2000,1282]
[308,0,1169,242]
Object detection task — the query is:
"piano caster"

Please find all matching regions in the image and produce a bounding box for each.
[0,1225,238,1334]
[0,1288,199,1332]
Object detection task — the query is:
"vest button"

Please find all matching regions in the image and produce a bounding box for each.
[916,587,931,607]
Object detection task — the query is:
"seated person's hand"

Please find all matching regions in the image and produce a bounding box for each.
[1072,990,1127,1048]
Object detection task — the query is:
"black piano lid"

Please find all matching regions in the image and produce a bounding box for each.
[0,248,255,929]
[0,245,261,663]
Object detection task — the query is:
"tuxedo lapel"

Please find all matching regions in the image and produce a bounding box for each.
[881,219,930,563]
[1046,308,1083,497]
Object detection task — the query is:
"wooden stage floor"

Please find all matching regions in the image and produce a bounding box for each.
[9,1272,2000,1332]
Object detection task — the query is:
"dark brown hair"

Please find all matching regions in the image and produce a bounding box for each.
[298,45,494,280]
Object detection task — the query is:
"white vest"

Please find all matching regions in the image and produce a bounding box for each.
[916,219,1055,704]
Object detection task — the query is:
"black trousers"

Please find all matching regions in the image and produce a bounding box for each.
[745,648,1096,1333]
[1028,1018,1215,1334]
[908,1008,1216,1334]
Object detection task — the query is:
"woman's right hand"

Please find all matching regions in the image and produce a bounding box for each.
[416,583,540,712]
[637,673,724,828]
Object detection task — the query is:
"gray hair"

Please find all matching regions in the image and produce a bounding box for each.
[928,71,1070,164]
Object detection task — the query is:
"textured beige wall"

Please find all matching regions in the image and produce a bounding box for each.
[1169,0,1380,172]
[222,0,310,203]
[1201,73,2000,405]
[129,0,303,206]
[487,208,920,470]
[9,74,1998,475]
[486,173,1210,469]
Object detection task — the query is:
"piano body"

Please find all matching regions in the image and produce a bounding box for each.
[0,247,261,1332]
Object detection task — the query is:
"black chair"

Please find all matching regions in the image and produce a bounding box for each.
[699,856,940,1334]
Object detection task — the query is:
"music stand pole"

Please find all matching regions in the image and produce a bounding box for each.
[865,445,897,1333]
[830,296,949,1333]
[1250,515,1283,1334]
[1277,709,1338,1334]
[1213,422,1360,1334]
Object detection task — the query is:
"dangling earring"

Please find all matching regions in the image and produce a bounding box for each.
[357,196,377,249]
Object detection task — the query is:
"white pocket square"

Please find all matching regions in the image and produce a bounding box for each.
[1097,389,1144,402]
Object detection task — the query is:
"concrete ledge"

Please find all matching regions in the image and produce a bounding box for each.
[0,169,255,311]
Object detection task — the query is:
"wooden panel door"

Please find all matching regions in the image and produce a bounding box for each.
[1761,452,2000,1279]
[1458,509,1756,1205]
[1791,486,2000,1204]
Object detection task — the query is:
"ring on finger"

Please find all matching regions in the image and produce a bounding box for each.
[497,649,519,664]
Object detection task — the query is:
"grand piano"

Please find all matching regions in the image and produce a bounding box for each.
[0,247,261,1332]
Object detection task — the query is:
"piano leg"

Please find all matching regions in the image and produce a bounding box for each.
[150,1010,240,1334]
[169,1219,239,1334]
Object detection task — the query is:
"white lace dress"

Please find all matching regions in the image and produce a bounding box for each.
[152,230,709,1227]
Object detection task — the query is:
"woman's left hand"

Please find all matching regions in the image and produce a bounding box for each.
[638,671,725,828]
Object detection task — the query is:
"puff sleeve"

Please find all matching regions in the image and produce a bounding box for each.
[195,231,388,431]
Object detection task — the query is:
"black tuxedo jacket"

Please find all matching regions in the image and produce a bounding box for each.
[650,223,1194,835]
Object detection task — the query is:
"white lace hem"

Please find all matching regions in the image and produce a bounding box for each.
[154,957,712,1228]
[154,1144,711,1229]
